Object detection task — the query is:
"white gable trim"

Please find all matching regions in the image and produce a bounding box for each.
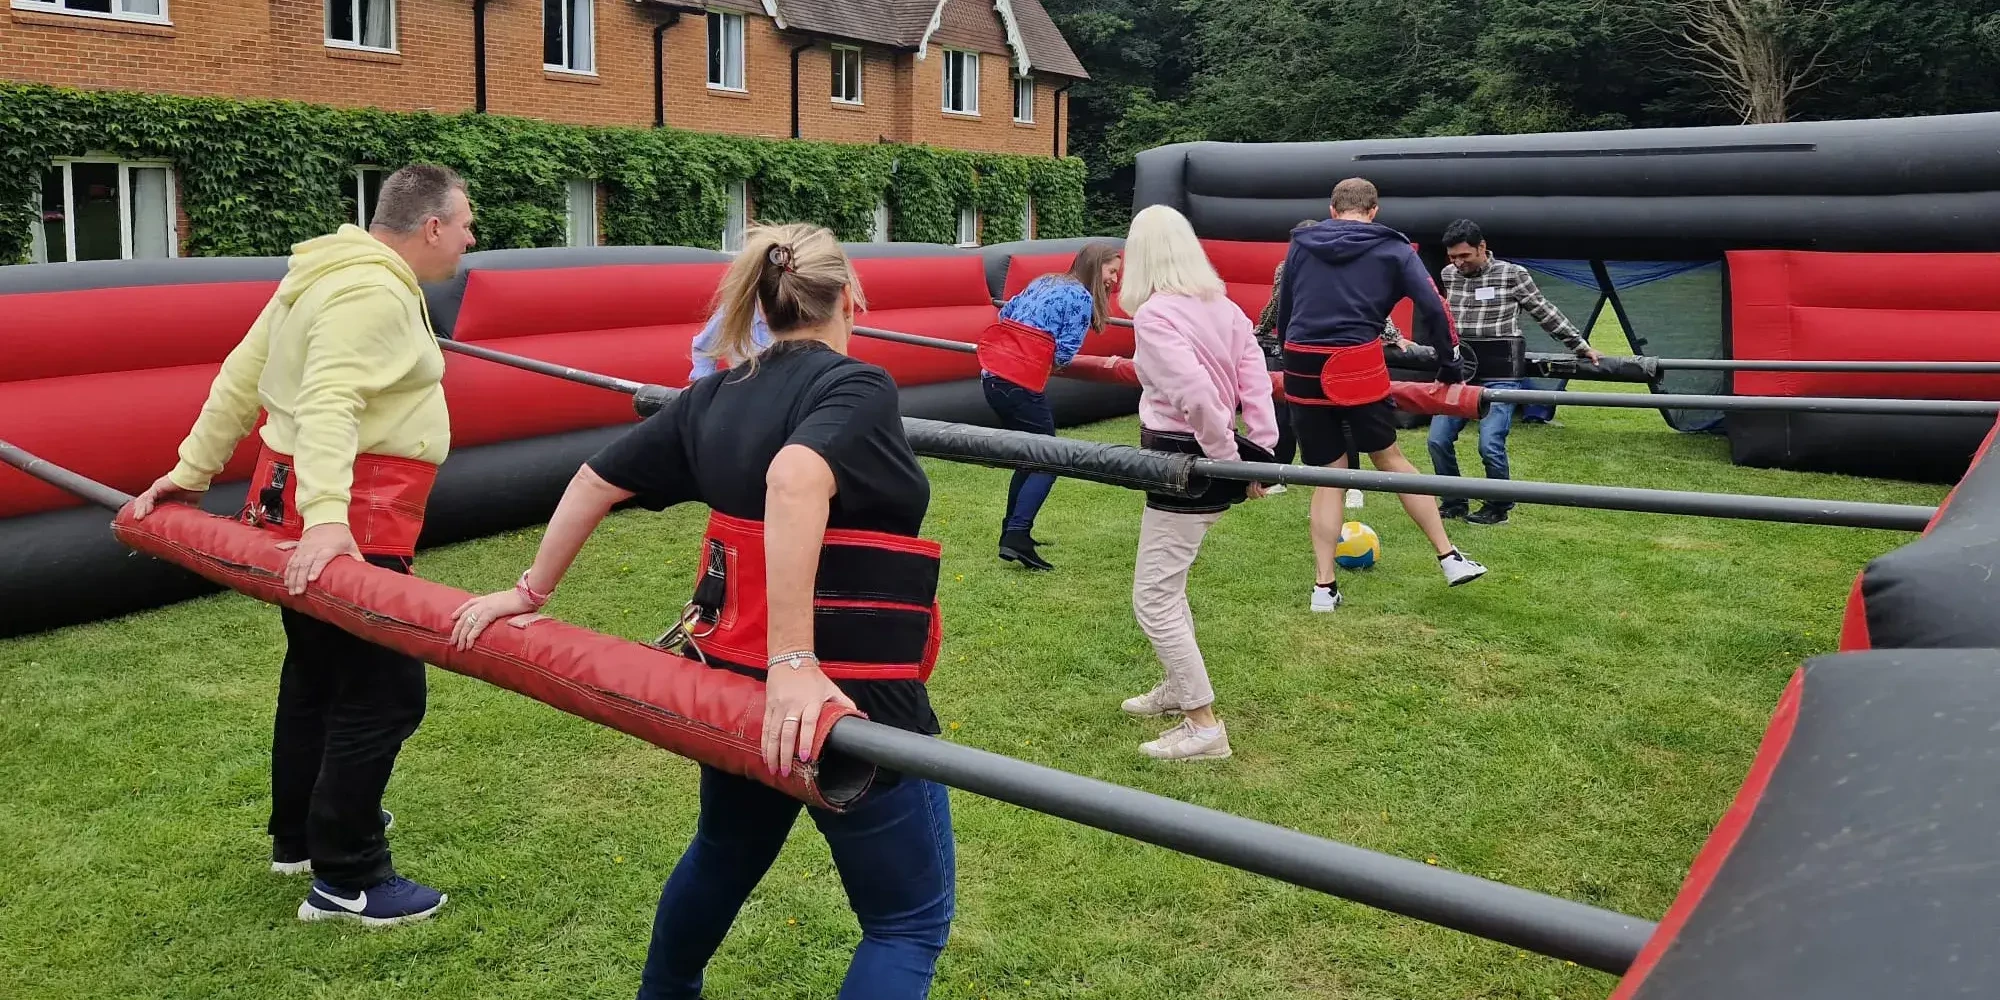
[915,0,948,58]
[761,0,785,30]
[992,0,1031,75]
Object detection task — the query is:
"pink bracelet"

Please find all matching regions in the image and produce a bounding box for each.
[515,569,552,609]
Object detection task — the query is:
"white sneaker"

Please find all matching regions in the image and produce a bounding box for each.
[1121,685,1181,718]
[1440,550,1488,587]
[1310,585,1342,613]
[1345,489,1365,509]
[1263,483,1288,496]
[1141,719,1232,761]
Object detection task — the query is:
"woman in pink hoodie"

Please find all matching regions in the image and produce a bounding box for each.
[1117,205,1280,762]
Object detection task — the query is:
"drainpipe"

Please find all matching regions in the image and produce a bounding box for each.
[473,0,490,113]
[789,41,815,139]
[653,13,681,128]
[1052,81,1076,157]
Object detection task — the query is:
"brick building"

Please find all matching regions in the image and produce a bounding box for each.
[5,0,1087,262]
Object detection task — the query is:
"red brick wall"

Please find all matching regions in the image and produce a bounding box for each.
[1,1,1073,154]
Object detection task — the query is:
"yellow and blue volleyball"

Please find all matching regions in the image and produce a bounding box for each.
[1335,521,1380,569]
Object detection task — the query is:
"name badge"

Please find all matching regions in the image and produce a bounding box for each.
[1474,287,1498,302]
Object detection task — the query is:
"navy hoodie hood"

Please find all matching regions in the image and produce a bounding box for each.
[1295,219,1409,265]
[1272,219,1456,358]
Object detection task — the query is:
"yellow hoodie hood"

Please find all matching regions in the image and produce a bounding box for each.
[277,225,423,307]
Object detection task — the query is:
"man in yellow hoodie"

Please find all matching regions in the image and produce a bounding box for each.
[132,164,475,927]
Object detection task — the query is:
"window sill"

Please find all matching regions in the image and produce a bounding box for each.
[545,69,602,85]
[11,8,174,36]
[1013,119,1036,127]
[831,99,867,112]
[707,86,752,100]
[327,45,403,65]
[943,110,981,120]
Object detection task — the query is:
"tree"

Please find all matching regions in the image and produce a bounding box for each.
[1645,0,1841,122]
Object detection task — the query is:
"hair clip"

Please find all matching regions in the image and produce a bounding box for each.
[766,244,797,272]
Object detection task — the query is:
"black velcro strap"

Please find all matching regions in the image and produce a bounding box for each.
[815,606,934,665]
[1282,349,1329,378]
[815,544,939,606]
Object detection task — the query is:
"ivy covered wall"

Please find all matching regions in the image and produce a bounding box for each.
[0,83,1088,264]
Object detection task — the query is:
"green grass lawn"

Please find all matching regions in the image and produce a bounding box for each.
[0,366,1949,999]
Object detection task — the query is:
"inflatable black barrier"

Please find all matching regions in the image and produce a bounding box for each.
[1842,419,2000,650]
[1130,113,2000,260]
[1608,648,2000,999]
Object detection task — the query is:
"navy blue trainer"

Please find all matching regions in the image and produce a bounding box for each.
[298,876,445,927]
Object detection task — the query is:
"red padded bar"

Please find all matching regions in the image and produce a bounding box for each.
[113,503,869,810]
[0,365,262,518]
[453,263,731,343]
[1728,251,2000,398]
[1,280,279,384]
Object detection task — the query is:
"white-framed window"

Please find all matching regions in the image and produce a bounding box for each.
[32,159,178,263]
[353,166,387,227]
[722,180,748,253]
[1013,75,1034,123]
[543,0,594,74]
[566,179,599,247]
[870,198,891,243]
[326,0,395,51]
[12,0,168,25]
[707,11,745,91]
[942,49,979,115]
[831,44,863,104]
[956,207,978,247]
[1020,198,1035,241]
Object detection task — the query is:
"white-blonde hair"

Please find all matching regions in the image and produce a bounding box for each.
[1118,204,1224,315]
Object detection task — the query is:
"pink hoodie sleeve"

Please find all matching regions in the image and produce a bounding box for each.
[1134,302,1240,461]
[1232,307,1280,453]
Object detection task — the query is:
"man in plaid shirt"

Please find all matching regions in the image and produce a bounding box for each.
[1429,219,1601,526]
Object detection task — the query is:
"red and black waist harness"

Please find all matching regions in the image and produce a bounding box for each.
[663,511,944,683]
[1281,341,1393,407]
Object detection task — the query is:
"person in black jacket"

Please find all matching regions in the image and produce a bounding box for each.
[1272,178,1488,612]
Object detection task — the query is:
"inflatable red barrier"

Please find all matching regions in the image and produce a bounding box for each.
[110,504,873,810]
[1061,356,1485,419]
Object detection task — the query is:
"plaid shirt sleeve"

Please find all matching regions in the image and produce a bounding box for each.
[1509,266,1588,351]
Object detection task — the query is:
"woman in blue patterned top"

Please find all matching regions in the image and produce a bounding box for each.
[978,243,1122,571]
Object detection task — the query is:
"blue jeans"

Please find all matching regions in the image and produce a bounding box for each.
[982,374,1057,534]
[1427,379,1522,510]
[637,767,955,1000]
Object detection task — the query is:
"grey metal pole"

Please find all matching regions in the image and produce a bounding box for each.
[438,338,649,395]
[0,439,135,510]
[824,717,1654,974]
[1198,459,1935,531]
[853,324,979,355]
[1486,387,2000,418]
[1658,358,2000,374]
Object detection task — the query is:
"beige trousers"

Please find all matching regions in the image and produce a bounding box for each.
[1132,506,1226,711]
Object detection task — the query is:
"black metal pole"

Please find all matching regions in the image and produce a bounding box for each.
[444,340,1941,532]
[437,339,650,396]
[790,41,813,139]
[825,717,1653,974]
[2,436,1655,973]
[1486,388,2000,418]
[1198,460,1934,531]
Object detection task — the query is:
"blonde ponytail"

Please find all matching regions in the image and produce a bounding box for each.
[704,221,865,374]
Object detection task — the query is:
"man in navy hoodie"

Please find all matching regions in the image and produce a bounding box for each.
[1273,177,1489,611]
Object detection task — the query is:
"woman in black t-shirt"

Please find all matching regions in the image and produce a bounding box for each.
[448,223,953,1000]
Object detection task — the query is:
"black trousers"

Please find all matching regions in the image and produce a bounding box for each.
[267,555,427,890]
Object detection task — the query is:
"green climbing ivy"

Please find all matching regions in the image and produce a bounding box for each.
[0,83,1088,264]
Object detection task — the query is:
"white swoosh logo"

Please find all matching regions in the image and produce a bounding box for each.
[314,886,368,913]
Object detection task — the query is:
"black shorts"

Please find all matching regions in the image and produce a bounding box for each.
[1290,399,1398,466]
